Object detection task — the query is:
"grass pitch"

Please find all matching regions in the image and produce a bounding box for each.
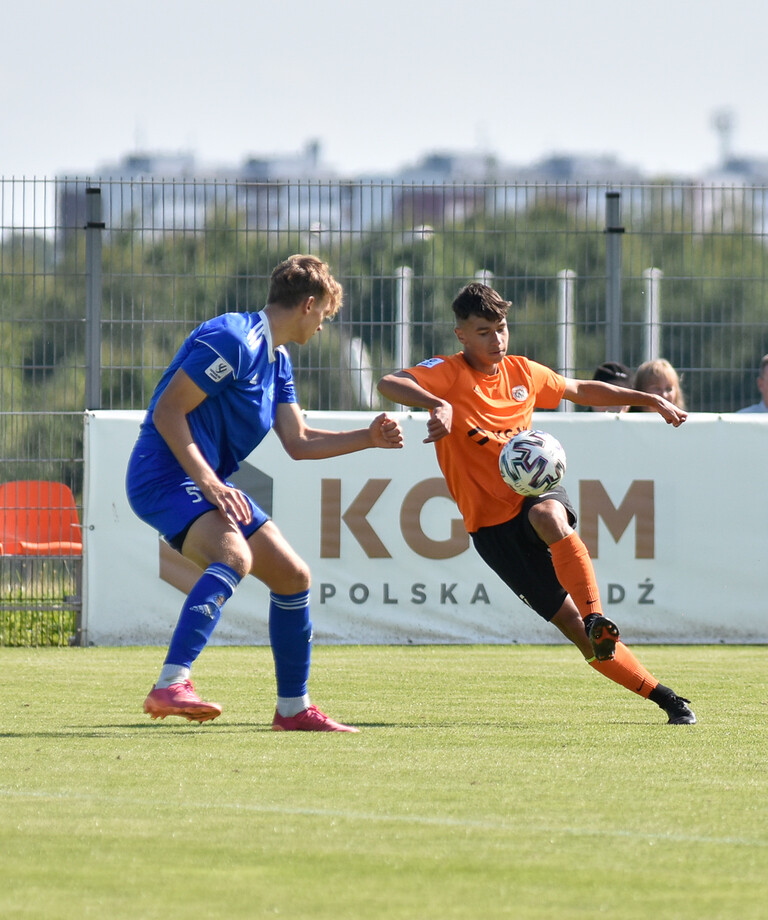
[1,644,766,920]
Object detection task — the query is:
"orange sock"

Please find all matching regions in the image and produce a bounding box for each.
[588,641,658,698]
[549,531,601,620]
[549,533,658,699]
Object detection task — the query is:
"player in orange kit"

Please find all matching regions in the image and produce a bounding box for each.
[378,282,696,725]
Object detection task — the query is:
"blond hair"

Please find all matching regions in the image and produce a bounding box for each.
[267,254,343,316]
[634,358,686,410]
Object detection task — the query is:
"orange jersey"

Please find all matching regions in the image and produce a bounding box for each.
[406,353,566,532]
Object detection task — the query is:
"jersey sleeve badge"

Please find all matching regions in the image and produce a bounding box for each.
[205,357,234,382]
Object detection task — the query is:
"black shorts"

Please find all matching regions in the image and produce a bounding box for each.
[470,486,577,622]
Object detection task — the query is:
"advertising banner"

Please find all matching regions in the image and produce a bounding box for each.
[83,410,767,645]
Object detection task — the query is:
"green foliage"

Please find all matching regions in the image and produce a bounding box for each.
[0,557,79,646]
[3,187,768,496]
[0,608,76,646]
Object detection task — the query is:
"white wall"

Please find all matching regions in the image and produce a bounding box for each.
[83,411,768,645]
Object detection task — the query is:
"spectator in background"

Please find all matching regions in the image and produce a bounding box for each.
[590,361,633,412]
[633,359,687,411]
[737,354,768,413]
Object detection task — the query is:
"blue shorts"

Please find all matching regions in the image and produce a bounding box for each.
[126,448,268,551]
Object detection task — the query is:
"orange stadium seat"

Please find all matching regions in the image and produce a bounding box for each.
[0,480,83,556]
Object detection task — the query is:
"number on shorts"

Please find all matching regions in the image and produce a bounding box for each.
[185,485,203,503]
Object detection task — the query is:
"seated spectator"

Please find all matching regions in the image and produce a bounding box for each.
[633,358,687,411]
[737,354,768,413]
[590,361,633,412]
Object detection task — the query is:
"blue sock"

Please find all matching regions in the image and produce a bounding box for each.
[269,590,312,698]
[165,563,242,668]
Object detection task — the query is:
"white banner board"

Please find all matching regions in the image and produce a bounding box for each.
[83,410,768,645]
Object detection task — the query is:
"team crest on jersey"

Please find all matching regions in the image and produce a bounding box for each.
[417,358,444,368]
[512,385,529,402]
[205,357,234,382]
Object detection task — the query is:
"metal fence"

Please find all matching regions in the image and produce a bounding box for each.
[2,177,768,642]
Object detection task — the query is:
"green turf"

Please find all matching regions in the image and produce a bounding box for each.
[1,645,766,919]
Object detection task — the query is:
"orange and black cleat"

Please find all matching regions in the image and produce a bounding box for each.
[586,615,621,661]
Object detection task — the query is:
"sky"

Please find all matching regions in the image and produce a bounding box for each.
[2,0,767,180]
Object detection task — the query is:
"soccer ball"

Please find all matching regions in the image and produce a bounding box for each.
[498,429,567,496]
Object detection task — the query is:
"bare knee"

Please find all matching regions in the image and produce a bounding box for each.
[213,530,253,578]
[224,545,253,579]
[275,559,310,595]
[247,523,311,594]
[527,499,572,545]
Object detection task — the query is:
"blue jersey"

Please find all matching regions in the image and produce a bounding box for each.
[133,310,297,479]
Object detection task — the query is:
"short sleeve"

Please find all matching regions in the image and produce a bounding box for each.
[528,361,566,409]
[181,327,245,397]
[275,348,297,403]
[405,356,457,398]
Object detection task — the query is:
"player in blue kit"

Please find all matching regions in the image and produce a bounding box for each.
[126,254,403,731]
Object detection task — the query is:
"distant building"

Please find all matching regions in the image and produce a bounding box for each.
[57,150,216,243]
[522,153,643,184]
[56,142,767,243]
[397,151,502,183]
[237,140,332,182]
[695,156,768,236]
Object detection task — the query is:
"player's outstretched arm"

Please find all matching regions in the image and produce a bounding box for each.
[377,371,453,443]
[562,379,688,427]
[368,412,404,449]
[273,402,403,460]
[649,396,688,426]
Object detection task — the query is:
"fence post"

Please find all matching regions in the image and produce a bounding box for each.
[557,269,576,412]
[344,335,377,410]
[395,265,413,371]
[605,191,624,361]
[85,187,104,410]
[643,267,663,361]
